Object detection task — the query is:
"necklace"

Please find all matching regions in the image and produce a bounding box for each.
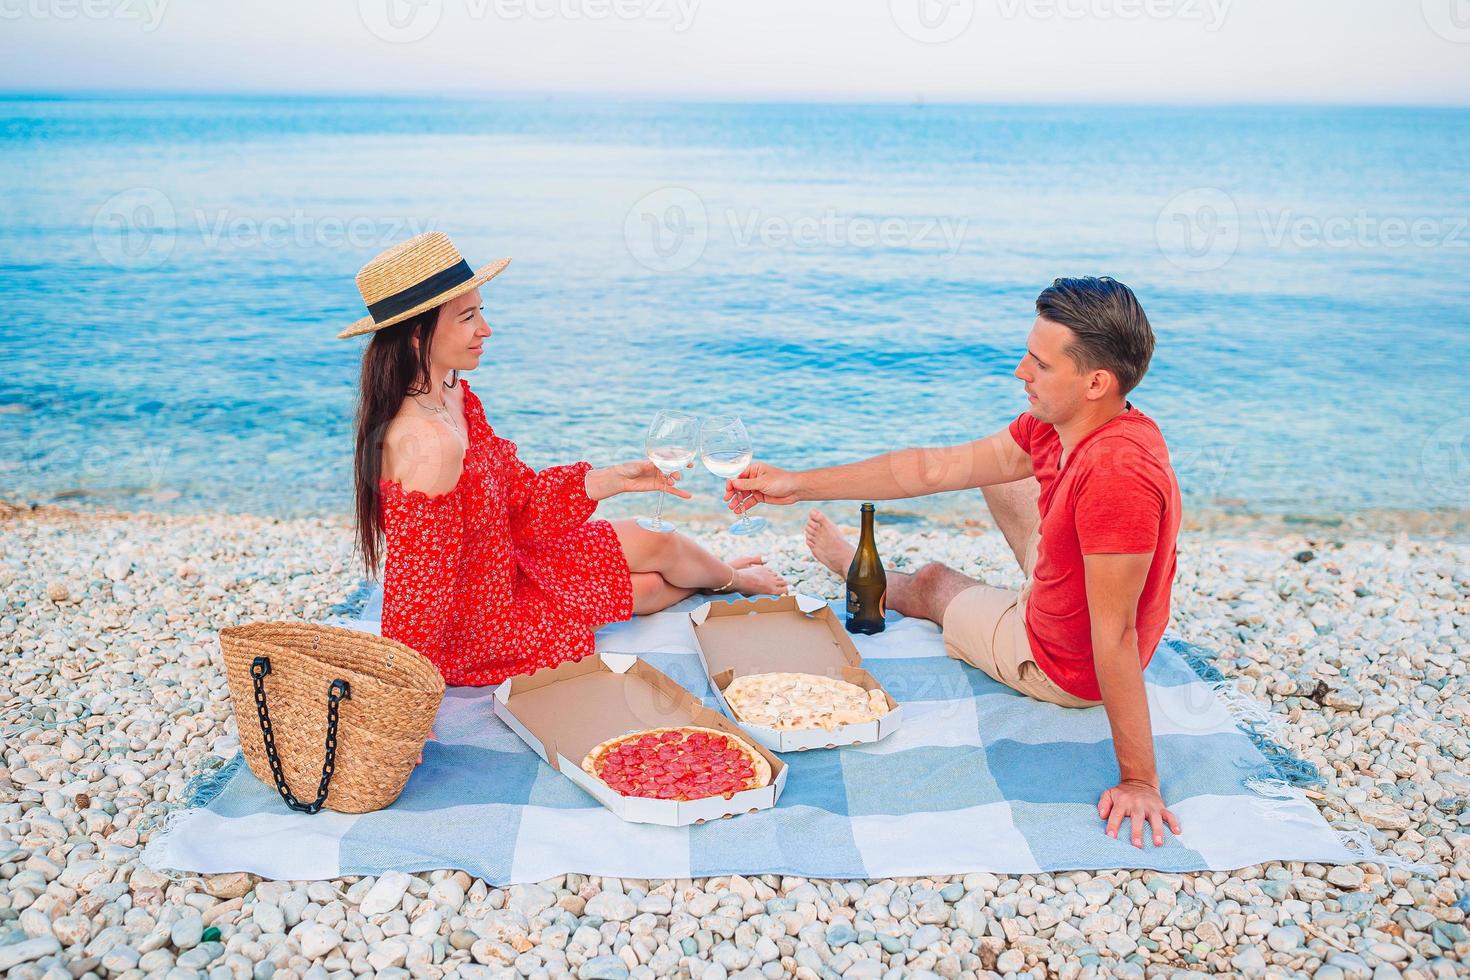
[413,388,465,443]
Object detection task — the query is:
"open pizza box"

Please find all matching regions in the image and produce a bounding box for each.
[689,594,903,752]
[492,652,787,827]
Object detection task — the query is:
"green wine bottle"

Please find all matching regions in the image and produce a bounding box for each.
[845,503,887,634]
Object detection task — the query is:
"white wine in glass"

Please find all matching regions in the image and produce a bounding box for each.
[700,415,767,535]
[638,410,699,533]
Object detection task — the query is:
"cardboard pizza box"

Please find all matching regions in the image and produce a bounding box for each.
[688,594,903,752]
[493,652,787,826]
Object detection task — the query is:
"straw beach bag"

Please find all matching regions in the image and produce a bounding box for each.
[220,622,445,814]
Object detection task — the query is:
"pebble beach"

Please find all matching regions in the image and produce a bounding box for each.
[2,501,1467,980]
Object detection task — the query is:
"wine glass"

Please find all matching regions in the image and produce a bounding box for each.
[700,415,768,536]
[637,410,699,533]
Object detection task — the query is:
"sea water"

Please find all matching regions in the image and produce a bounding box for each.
[2,96,1466,521]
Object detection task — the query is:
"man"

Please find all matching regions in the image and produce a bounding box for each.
[726,277,1184,848]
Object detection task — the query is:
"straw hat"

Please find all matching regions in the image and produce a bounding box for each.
[337,232,510,340]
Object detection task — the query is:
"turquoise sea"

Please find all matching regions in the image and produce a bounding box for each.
[1,96,1467,523]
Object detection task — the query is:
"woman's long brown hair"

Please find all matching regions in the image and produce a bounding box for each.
[353,304,446,579]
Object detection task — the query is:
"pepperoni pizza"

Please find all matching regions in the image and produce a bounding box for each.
[581,726,771,801]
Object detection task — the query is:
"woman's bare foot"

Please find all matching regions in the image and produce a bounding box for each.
[806,510,856,577]
[726,555,788,596]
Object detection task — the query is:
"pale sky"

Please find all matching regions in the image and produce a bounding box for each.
[3,0,1469,104]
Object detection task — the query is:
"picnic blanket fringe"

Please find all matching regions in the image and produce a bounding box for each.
[1328,824,1439,877]
[1173,637,1438,878]
[1171,637,1324,792]
[139,751,248,882]
[185,750,247,808]
[329,577,376,620]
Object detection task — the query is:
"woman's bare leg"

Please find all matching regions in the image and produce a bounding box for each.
[631,572,696,615]
[612,520,787,596]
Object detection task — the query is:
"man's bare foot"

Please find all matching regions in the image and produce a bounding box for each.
[727,555,788,596]
[806,510,856,577]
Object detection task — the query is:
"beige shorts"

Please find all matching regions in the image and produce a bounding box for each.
[940,523,1102,709]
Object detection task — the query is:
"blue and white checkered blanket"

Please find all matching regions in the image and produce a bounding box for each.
[143,594,1358,883]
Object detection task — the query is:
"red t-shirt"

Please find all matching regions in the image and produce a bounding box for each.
[1008,405,1181,701]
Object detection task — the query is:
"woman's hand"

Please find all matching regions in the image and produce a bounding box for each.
[586,461,694,501]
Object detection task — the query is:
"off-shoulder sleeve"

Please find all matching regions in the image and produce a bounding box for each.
[379,487,464,664]
[495,436,599,541]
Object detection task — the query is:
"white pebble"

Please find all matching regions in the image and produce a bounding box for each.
[360,871,414,916]
[298,923,342,959]
[585,892,637,922]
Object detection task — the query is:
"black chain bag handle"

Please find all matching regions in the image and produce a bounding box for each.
[249,646,351,814]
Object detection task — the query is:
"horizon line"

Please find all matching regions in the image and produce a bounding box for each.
[2,88,1470,112]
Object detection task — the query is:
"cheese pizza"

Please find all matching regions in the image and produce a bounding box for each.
[722,672,890,731]
[581,726,771,801]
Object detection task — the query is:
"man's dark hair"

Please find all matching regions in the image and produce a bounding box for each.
[1035,276,1154,396]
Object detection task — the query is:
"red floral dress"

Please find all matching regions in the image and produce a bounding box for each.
[379,381,634,686]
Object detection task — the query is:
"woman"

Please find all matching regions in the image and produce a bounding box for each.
[341,233,786,686]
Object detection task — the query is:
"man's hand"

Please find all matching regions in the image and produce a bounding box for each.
[1084,551,1175,847]
[718,427,1031,511]
[1098,778,1181,847]
[724,461,801,512]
